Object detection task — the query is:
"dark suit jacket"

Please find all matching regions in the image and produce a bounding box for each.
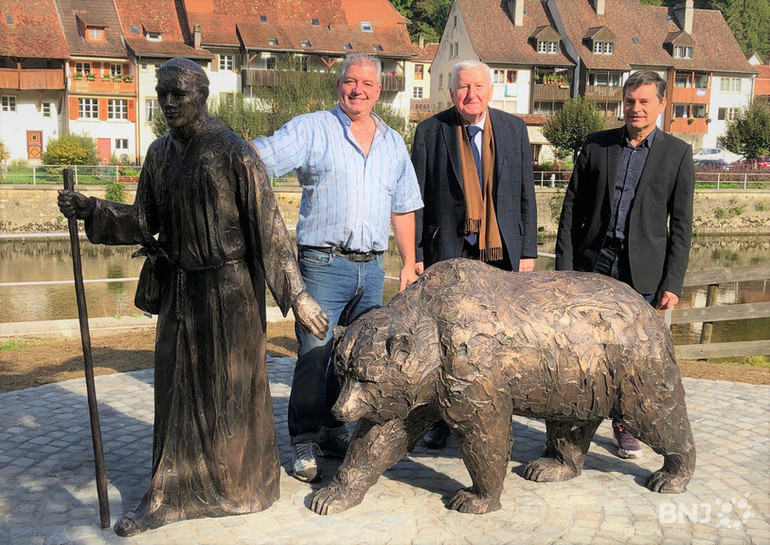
[411,107,538,271]
[555,127,694,296]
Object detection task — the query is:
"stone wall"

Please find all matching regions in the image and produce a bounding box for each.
[1,186,769,236]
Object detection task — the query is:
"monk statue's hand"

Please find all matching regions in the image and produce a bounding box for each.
[57,190,94,219]
[293,291,329,341]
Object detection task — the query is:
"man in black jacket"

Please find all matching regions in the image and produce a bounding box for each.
[556,69,695,459]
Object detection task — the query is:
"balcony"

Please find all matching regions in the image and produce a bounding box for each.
[380,74,405,92]
[532,83,570,101]
[0,68,65,90]
[70,76,135,95]
[584,85,622,101]
[670,86,710,104]
[669,117,708,134]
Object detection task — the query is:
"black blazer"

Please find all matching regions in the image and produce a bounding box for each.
[555,127,694,296]
[411,107,538,271]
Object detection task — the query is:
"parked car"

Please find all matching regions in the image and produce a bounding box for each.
[692,148,744,164]
[694,159,732,170]
[757,156,770,169]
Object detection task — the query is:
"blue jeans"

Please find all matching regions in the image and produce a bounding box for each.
[289,247,385,443]
[592,247,655,305]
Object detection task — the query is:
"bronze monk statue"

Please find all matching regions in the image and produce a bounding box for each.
[58,58,328,536]
[311,258,695,515]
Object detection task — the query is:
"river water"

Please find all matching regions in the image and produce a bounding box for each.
[2,235,768,345]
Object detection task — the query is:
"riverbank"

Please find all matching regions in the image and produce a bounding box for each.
[1,186,769,235]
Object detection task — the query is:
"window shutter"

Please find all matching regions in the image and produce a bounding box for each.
[69,97,79,120]
[128,99,136,122]
[99,98,108,121]
[211,55,219,72]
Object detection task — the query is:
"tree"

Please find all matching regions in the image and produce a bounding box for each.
[209,94,269,141]
[722,100,770,164]
[542,97,606,162]
[41,134,99,165]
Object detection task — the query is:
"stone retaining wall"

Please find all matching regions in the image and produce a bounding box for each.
[1,186,769,236]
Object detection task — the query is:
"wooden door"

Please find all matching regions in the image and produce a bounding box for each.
[26,131,42,161]
[97,138,111,164]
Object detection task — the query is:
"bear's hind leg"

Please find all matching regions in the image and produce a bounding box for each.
[523,419,602,482]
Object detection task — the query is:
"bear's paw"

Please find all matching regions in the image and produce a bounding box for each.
[311,484,366,515]
[646,470,688,494]
[522,457,580,482]
[447,487,501,514]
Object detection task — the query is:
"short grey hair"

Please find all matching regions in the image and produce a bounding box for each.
[339,52,382,83]
[623,70,666,100]
[451,60,491,91]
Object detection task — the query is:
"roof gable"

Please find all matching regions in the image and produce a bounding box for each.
[54,0,126,58]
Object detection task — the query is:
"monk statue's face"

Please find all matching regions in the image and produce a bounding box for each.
[156,70,206,130]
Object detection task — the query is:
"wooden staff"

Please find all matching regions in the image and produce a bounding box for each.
[63,169,111,528]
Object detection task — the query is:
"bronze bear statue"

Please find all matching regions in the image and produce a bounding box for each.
[311,258,695,515]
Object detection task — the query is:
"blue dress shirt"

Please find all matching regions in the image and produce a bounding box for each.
[609,127,656,241]
[252,105,423,252]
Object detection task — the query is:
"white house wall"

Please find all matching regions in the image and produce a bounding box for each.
[0,90,65,162]
[430,1,479,111]
[708,73,753,150]
[135,60,161,163]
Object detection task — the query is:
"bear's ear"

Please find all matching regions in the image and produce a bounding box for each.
[386,333,410,364]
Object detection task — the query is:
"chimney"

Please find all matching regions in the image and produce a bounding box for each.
[194,24,201,49]
[675,0,694,34]
[419,33,424,49]
[507,0,524,28]
[593,0,605,17]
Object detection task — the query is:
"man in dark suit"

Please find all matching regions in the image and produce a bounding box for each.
[556,69,695,459]
[412,59,538,448]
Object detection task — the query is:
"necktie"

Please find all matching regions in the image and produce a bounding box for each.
[467,125,483,190]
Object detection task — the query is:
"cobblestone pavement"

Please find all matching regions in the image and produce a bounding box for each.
[1,358,768,545]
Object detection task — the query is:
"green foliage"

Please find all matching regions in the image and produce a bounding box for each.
[722,100,770,163]
[0,140,9,164]
[722,0,770,60]
[542,96,605,161]
[209,94,270,141]
[0,340,28,352]
[755,201,768,212]
[151,110,170,138]
[105,181,126,203]
[373,103,415,149]
[41,134,98,166]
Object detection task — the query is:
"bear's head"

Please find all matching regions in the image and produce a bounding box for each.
[331,307,440,424]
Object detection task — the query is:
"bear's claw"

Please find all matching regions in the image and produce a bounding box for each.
[646,470,688,493]
[522,457,580,482]
[311,484,365,515]
[448,487,501,514]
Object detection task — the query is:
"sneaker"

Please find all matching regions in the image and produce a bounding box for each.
[319,426,350,458]
[292,442,322,482]
[612,421,643,459]
[422,421,451,450]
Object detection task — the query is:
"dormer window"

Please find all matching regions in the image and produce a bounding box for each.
[86,26,106,42]
[360,21,373,32]
[593,41,613,54]
[312,18,320,25]
[537,40,558,54]
[342,42,352,50]
[373,44,383,52]
[300,40,311,48]
[674,45,692,59]
[6,14,14,24]
[268,38,278,46]
[260,15,267,23]
[146,32,161,42]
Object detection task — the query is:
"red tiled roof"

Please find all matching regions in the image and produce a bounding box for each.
[54,0,126,58]
[0,0,69,58]
[457,0,573,68]
[411,41,438,62]
[185,0,412,57]
[755,64,770,97]
[113,0,212,59]
[551,0,756,74]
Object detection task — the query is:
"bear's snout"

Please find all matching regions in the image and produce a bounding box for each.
[332,380,368,422]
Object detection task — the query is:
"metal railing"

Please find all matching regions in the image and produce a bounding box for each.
[0,165,142,186]
[532,170,770,190]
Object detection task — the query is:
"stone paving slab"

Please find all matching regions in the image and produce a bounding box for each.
[0,358,768,545]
